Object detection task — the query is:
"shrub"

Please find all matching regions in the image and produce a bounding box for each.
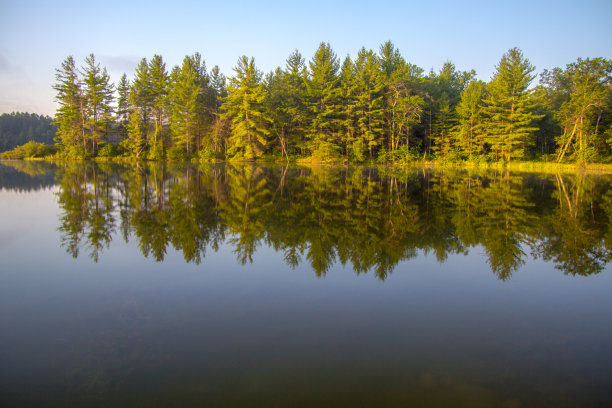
[167,146,187,161]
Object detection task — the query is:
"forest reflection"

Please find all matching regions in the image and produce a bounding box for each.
[4,161,612,280]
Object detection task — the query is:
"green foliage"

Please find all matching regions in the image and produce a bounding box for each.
[53,56,83,154]
[81,54,114,154]
[353,47,385,159]
[482,48,543,161]
[166,145,188,161]
[42,48,612,164]
[0,112,56,152]
[168,55,201,155]
[454,80,487,159]
[542,58,612,162]
[0,141,56,159]
[306,42,341,158]
[221,56,271,160]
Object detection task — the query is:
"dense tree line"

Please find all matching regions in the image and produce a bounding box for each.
[0,112,56,152]
[50,44,612,163]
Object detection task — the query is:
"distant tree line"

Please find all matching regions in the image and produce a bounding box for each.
[0,112,56,152]
[49,43,612,163]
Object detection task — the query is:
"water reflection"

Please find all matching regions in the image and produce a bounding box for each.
[3,161,612,279]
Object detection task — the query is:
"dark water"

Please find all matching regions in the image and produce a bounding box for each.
[1,160,611,407]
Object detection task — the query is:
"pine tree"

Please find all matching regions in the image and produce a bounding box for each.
[482,48,542,161]
[147,55,169,157]
[428,62,474,159]
[209,65,229,156]
[353,48,385,159]
[81,54,114,154]
[220,56,271,160]
[283,50,309,156]
[191,53,214,154]
[53,56,83,156]
[337,56,358,159]
[307,42,340,159]
[264,68,291,160]
[127,58,152,158]
[168,56,200,157]
[116,73,130,141]
[379,42,424,153]
[455,80,487,159]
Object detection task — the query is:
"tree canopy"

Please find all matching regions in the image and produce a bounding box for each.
[17,44,611,163]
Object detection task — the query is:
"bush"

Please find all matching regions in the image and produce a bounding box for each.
[167,146,187,161]
[0,141,56,159]
[96,144,117,158]
[147,141,165,160]
[198,147,216,161]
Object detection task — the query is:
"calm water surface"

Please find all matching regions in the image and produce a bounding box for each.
[0,161,611,407]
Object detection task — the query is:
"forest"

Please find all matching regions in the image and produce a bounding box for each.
[6,42,612,164]
[0,112,56,152]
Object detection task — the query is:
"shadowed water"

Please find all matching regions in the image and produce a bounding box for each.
[0,161,611,407]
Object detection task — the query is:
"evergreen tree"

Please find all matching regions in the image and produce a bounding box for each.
[283,50,309,156]
[179,53,214,154]
[379,42,424,153]
[455,80,487,159]
[209,65,229,156]
[428,62,474,159]
[127,58,152,158]
[53,56,84,156]
[116,73,131,141]
[147,55,169,157]
[168,55,201,157]
[221,56,271,160]
[353,47,385,159]
[81,54,114,154]
[264,68,291,160]
[482,48,542,161]
[307,42,340,159]
[336,56,358,159]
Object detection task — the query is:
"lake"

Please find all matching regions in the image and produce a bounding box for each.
[1,160,611,407]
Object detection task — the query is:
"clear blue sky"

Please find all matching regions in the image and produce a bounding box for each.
[1,0,610,116]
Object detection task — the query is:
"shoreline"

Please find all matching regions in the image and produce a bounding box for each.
[3,156,612,175]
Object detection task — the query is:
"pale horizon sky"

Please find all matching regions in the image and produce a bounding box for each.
[1,0,611,116]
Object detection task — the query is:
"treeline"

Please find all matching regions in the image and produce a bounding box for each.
[51,43,612,163]
[4,161,606,279]
[0,112,56,152]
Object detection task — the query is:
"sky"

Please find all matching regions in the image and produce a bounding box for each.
[0,0,611,116]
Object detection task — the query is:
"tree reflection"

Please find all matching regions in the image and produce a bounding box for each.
[43,161,612,280]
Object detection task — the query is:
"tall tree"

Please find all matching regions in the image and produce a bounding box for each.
[336,56,358,159]
[147,55,169,157]
[543,58,612,162]
[221,56,271,160]
[482,48,542,161]
[116,73,131,141]
[209,65,229,156]
[353,47,385,159]
[168,55,201,157]
[81,54,114,154]
[427,62,474,159]
[127,58,152,158]
[283,50,310,156]
[379,42,424,153]
[455,80,487,160]
[307,42,340,159]
[53,56,83,156]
